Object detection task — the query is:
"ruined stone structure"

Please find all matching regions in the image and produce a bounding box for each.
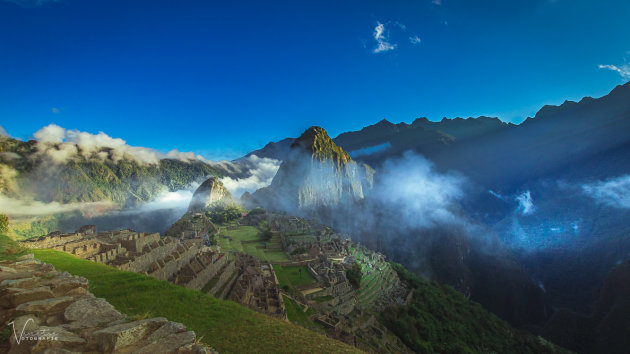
[19,226,286,320]
[228,255,286,319]
[0,255,213,353]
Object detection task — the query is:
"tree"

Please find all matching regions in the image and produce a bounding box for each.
[346,263,362,288]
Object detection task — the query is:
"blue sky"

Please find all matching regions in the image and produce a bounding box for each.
[1,0,629,160]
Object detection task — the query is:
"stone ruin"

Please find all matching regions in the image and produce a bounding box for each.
[0,255,213,353]
[306,256,357,315]
[19,226,285,320]
[228,255,286,319]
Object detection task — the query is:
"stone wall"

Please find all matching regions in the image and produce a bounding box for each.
[0,255,213,353]
[20,233,86,249]
[208,261,236,296]
[183,253,228,290]
[119,233,161,253]
[117,239,180,273]
[148,244,199,282]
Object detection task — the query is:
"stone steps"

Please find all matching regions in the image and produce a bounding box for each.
[0,255,215,354]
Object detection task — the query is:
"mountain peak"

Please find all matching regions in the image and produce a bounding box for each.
[292,126,351,167]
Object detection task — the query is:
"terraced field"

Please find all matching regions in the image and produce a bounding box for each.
[351,247,399,307]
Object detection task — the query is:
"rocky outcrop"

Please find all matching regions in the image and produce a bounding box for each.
[0,255,214,353]
[188,177,232,212]
[248,127,374,212]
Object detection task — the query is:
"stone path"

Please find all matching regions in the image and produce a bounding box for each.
[0,254,217,354]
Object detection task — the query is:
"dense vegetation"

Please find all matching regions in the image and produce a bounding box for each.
[24,249,360,354]
[345,262,362,288]
[206,204,244,224]
[292,126,351,168]
[381,263,568,354]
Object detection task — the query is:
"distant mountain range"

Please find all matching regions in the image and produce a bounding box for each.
[243,81,630,353]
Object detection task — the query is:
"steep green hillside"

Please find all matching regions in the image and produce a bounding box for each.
[382,263,568,354]
[30,249,361,354]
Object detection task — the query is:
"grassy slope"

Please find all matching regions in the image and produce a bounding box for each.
[0,234,28,261]
[28,249,360,354]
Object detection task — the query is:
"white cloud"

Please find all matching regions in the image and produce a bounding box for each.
[220,155,281,198]
[432,0,442,5]
[582,175,630,209]
[32,123,212,165]
[373,22,397,54]
[516,190,535,215]
[34,124,65,144]
[409,35,422,44]
[0,195,114,219]
[598,64,630,80]
[373,152,466,228]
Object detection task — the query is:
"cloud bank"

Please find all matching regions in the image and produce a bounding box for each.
[582,175,630,209]
[33,124,211,165]
[221,155,281,198]
[370,151,466,229]
[0,195,114,219]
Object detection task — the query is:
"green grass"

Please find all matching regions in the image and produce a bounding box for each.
[201,276,221,293]
[219,225,290,263]
[274,265,316,288]
[0,235,28,261]
[312,295,334,303]
[30,249,360,354]
[222,226,260,241]
[283,295,325,332]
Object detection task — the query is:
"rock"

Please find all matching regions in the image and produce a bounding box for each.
[16,296,75,314]
[144,320,187,343]
[89,317,168,352]
[189,177,232,211]
[5,286,54,307]
[17,254,35,261]
[28,326,87,352]
[15,259,42,266]
[64,297,124,328]
[40,263,55,272]
[8,314,42,334]
[0,265,17,273]
[48,277,89,297]
[1,277,39,288]
[135,331,197,354]
[63,287,90,297]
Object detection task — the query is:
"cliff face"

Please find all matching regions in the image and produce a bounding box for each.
[249,127,373,212]
[188,177,232,211]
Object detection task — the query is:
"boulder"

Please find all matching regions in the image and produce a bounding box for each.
[4,286,54,307]
[88,317,168,352]
[63,297,124,328]
[16,296,75,314]
[135,331,198,354]
[0,265,17,273]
